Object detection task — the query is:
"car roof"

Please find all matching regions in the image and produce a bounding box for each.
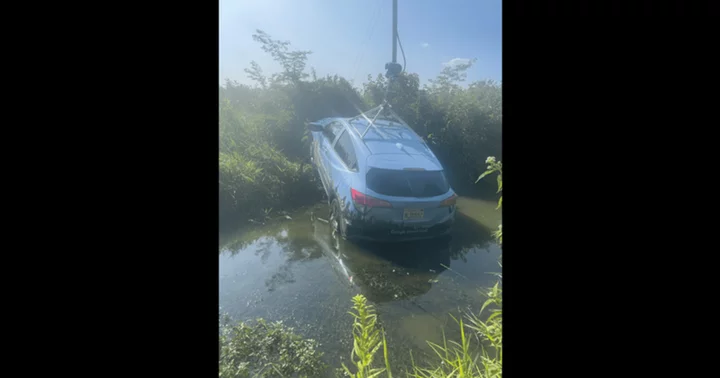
[345,118,419,140]
[344,116,430,150]
[314,116,441,169]
[317,117,439,169]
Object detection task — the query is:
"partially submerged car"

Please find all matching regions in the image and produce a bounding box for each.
[308,105,457,242]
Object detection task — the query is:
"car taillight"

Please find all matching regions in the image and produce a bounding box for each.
[351,188,392,208]
[440,193,457,207]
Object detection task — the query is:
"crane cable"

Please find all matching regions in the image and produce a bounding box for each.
[396,31,407,73]
[351,0,384,85]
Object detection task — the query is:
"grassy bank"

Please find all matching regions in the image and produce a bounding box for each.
[219,287,501,378]
[219,30,502,222]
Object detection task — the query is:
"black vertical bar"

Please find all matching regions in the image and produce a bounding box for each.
[392,0,398,63]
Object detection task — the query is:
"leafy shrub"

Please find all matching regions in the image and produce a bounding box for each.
[219,317,327,378]
[218,145,318,221]
[219,93,320,221]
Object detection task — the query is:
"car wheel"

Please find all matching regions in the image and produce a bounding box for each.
[330,198,346,240]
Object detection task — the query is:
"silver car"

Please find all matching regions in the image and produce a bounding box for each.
[307,107,457,242]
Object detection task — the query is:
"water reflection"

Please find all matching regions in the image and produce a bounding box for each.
[219,201,499,302]
[221,217,324,293]
[308,203,495,304]
[221,219,319,259]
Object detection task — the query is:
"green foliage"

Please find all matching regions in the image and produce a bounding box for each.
[408,316,483,378]
[342,295,392,378]
[425,62,502,183]
[244,61,268,89]
[404,169,503,377]
[401,288,502,377]
[219,317,327,378]
[339,292,502,378]
[465,283,502,378]
[476,157,502,245]
[220,30,386,222]
[218,101,319,220]
[251,29,312,85]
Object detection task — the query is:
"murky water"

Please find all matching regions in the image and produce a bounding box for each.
[219,197,502,372]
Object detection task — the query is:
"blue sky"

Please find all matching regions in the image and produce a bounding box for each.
[219,0,501,88]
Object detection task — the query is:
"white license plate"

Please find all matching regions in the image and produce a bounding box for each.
[403,208,424,220]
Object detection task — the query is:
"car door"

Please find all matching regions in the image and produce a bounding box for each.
[327,128,359,205]
[317,121,343,195]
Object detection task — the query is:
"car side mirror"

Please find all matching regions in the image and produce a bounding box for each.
[307,122,323,132]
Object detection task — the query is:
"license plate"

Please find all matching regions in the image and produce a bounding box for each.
[403,208,424,220]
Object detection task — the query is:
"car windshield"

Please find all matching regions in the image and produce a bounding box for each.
[366,168,449,197]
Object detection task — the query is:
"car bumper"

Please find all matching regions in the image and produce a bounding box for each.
[343,215,455,242]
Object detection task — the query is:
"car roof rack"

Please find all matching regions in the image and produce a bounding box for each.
[347,100,421,141]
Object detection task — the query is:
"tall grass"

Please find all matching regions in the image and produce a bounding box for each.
[342,295,392,378]
[340,292,502,378]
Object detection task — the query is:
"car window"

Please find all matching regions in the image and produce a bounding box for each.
[333,130,358,170]
[323,121,343,142]
[366,168,449,197]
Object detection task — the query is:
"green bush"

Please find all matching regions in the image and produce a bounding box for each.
[218,91,320,221]
[218,145,318,221]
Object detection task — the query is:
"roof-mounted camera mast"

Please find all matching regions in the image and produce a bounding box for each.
[385,0,402,82]
[355,0,407,139]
